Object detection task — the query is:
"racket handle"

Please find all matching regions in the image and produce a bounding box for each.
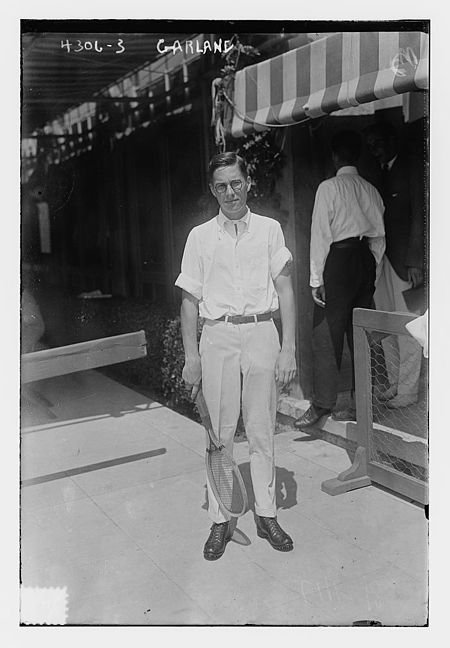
[195,388,210,423]
[195,389,223,450]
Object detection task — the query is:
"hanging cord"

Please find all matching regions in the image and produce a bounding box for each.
[221,88,312,129]
[211,78,226,151]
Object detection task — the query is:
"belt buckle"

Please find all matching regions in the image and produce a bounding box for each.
[224,313,267,324]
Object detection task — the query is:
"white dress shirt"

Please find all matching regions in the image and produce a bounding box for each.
[310,166,385,288]
[175,209,292,320]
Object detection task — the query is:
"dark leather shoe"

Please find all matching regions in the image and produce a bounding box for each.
[331,408,357,422]
[294,405,331,428]
[203,522,231,561]
[256,516,293,552]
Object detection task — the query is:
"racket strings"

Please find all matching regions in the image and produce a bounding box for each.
[208,449,246,515]
[210,451,233,508]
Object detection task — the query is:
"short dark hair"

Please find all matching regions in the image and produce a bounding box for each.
[331,130,362,165]
[363,122,397,142]
[208,151,248,183]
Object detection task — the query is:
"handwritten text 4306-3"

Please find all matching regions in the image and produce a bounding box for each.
[60,39,125,54]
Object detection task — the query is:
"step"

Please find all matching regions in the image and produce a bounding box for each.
[277,395,428,470]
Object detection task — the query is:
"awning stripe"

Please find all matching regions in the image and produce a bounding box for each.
[415,32,429,90]
[230,31,429,138]
[393,31,422,94]
[373,32,400,100]
[305,36,328,118]
[269,54,284,124]
[291,44,311,122]
[277,49,299,123]
[341,32,361,108]
[355,31,380,104]
[322,33,343,113]
[254,58,272,131]
[246,66,258,126]
[231,68,247,136]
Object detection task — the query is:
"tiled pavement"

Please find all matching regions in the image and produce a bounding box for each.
[20,370,428,626]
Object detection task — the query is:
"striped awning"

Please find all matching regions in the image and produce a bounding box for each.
[230,31,429,137]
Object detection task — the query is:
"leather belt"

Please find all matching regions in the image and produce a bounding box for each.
[331,236,368,249]
[215,311,273,325]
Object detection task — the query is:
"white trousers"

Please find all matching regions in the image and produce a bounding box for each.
[374,257,422,398]
[199,319,280,524]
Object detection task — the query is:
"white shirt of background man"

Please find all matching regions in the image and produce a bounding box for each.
[309,166,386,288]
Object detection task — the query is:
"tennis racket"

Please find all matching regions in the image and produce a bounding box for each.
[195,388,248,519]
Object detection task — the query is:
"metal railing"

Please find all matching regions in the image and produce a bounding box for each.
[322,308,428,505]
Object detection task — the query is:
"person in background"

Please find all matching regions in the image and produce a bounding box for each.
[175,152,297,561]
[364,122,425,407]
[294,130,385,428]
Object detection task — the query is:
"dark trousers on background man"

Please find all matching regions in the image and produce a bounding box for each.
[312,238,376,410]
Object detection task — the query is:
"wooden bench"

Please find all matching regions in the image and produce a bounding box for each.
[21,330,147,384]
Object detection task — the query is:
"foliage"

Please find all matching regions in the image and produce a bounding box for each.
[37,287,249,427]
[214,34,287,223]
[236,131,284,200]
[38,291,175,396]
[160,315,247,433]
[98,299,173,393]
[219,36,260,78]
[161,316,203,419]
[236,131,286,227]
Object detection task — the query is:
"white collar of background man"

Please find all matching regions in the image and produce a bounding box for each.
[336,166,359,176]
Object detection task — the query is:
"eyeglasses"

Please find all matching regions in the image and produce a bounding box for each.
[214,179,244,194]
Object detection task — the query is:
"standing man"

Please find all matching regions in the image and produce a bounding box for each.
[175,152,297,561]
[294,130,385,428]
[364,122,425,407]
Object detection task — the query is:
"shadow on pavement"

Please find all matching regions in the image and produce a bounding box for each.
[201,462,298,516]
[21,371,160,429]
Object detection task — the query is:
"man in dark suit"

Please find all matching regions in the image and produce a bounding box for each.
[364,122,426,407]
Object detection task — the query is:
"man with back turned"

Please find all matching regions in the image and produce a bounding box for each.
[295,130,385,428]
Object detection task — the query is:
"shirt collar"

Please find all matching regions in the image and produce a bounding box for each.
[217,208,251,231]
[336,166,359,177]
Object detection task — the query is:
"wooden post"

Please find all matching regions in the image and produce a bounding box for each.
[110,141,128,297]
[291,124,319,399]
[321,319,371,495]
[282,129,303,399]
[124,138,143,297]
[159,133,176,305]
[200,77,212,192]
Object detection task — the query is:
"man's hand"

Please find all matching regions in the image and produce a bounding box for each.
[275,348,297,388]
[182,355,202,400]
[312,285,326,307]
[273,269,296,389]
[407,266,423,288]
